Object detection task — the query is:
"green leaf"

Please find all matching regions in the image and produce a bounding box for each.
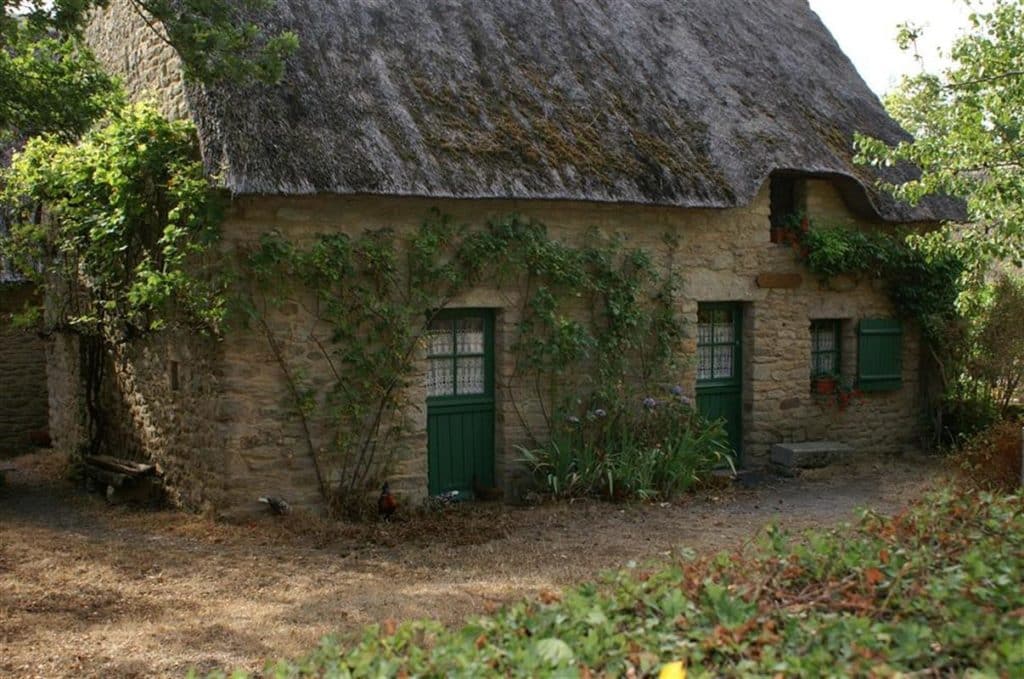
[532,638,575,666]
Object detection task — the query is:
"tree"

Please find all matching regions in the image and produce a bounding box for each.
[1,1,295,458]
[1,0,297,140]
[856,0,1024,268]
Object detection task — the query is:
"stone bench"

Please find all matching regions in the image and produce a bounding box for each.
[771,441,854,471]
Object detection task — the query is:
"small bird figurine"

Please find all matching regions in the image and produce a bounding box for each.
[258,495,291,515]
[378,482,397,521]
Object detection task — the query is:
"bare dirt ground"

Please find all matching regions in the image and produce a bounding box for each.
[1,449,945,678]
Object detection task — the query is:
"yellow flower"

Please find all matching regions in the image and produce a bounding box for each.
[659,661,686,679]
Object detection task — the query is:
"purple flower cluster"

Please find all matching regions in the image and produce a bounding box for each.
[670,385,692,406]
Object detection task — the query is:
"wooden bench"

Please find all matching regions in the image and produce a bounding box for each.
[83,455,163,505]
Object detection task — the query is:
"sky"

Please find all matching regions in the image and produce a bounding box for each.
[809,0,981,95]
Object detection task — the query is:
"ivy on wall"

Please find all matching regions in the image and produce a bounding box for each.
[782,216,965,341]
[1,103,227,455]
[241,212,684,512]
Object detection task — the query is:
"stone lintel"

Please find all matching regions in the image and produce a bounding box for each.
[756,273,803,289]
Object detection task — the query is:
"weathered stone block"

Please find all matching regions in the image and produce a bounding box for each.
[770,442,854,469]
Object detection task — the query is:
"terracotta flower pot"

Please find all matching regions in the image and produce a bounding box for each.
[813,377,837,395]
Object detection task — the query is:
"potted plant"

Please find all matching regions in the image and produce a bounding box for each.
[772,215,809,245]
[832,381,864,412]
[812,372,839,395]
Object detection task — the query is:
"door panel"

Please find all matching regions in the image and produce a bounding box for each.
[696,303,743,462]
[426,310,495,496]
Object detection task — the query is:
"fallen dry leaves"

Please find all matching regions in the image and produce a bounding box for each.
[1,449,942,678]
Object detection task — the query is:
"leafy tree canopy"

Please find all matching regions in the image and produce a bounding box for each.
[856,0,1024,269]
[1,0,296,140]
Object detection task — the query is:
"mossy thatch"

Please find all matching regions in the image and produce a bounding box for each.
[184,0,964,223]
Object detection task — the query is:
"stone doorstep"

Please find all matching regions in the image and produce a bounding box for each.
[770,441,855,470]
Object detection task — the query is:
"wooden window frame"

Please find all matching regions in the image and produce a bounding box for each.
[810,319,842,378]
[426,309,494,403]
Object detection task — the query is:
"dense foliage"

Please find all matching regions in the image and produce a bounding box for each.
[968,274,1024,417]
[207,487,1023,677]
[955,418,1024,492]
[1,0,296,141]
[785,217,965,343]
[2,103,225,335]
[244,214,686,510]
[0,30,120,141]
[520,388,731,501]
[855,0,1024,268]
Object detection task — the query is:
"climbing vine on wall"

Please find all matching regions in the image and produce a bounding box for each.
[241,212,684,512]
[782,216,965,341]
[1,103,227,455]
[782,215,971,445]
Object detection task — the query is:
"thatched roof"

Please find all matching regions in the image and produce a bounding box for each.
[185,0,964,222]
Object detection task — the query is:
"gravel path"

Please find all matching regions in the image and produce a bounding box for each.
[0,449,944,678]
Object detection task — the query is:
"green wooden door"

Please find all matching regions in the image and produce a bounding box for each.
[426,310,496,496]
[696,303,743,462]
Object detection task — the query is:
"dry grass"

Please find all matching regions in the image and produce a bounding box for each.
[0,449,943,678]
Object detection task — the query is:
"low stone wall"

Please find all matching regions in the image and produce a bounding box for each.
[0,283,49,456]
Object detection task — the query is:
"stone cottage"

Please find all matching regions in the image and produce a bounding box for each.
[64,0,964,513]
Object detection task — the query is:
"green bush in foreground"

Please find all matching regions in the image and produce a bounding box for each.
[208,488,1023,678]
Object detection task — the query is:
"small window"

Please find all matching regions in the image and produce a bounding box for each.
[169,361,180,391]
[697,306,739,382]
[810,320,841,377]
[770,175,805,229]
[426,312,490,398]
[858,319,903,391]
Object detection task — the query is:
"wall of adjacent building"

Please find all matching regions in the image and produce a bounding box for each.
[0,284,49,456]
[84,0,189,120]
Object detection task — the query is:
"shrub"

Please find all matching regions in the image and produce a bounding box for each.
[969,274,1024,417]
[937,379,1000,444]
[205,488,1024,678]
[954,419,1023,492]
[519,387,733,501]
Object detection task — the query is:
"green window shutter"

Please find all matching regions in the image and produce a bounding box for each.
[858,319,903,392]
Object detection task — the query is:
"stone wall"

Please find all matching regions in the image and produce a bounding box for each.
[46,327,227,511]
[0,284,49,456]
[208,178,926,510]
[84,0,188,119]
[45,177,929,513]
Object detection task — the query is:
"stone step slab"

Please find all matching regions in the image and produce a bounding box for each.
[771,441,854,469]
